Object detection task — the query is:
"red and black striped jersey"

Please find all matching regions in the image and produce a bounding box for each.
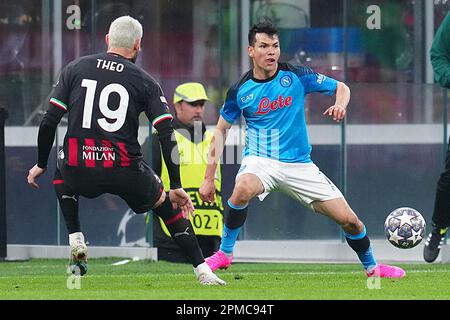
[49,52,172,169]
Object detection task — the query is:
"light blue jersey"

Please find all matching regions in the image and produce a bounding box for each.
[220,63,338,163]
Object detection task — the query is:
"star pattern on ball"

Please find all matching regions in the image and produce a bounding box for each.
[398,213,414,228]
[388,228,400,245]
[406,228,423,245]
[385,208,425,249]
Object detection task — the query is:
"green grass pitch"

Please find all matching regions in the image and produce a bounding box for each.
[0,258,449,300]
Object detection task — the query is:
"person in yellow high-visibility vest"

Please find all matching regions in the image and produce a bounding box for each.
[149,82,223,262]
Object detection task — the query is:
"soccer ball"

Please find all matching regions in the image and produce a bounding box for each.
[384,207,426,249]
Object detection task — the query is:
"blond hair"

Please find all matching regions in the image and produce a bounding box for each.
[108,16,143,49]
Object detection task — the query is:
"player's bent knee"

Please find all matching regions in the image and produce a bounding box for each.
[233,176,263,202]
[233,184,255,203]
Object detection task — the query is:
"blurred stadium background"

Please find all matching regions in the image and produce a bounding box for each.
[1,0,450,263]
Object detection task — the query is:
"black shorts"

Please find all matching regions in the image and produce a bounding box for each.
[55,159,163,213]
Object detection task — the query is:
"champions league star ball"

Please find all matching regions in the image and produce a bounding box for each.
[384,207,426,249]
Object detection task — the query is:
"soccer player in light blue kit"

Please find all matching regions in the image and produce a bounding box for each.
[199,22,405,278]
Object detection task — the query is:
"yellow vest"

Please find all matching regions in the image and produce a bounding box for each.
[159,130,223,237]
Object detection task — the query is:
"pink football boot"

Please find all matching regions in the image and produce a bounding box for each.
[366,264,405,278]
[205,251,233,272]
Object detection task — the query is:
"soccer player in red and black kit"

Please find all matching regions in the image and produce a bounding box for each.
[27,16,225,285]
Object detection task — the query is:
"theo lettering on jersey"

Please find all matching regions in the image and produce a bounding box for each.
[96,59,124,72]
[255,95,293,115]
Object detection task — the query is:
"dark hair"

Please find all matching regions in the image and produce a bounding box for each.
[248,21,278,46]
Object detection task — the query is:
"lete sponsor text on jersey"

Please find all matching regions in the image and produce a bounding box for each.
[255,95,292,115]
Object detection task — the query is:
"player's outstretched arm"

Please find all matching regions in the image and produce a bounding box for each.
[153,118,183,188]
[200,116,232,203]
[323,82,350,122]
[152,117,196,218]
[27,105,65,189]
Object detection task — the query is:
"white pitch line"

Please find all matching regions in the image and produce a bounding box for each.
[1,268,448,279]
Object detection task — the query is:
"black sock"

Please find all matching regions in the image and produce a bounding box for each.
[54,179,80,234]
[153,195,204,267]
[225,201,248,229]
[345,235,371,252]
[344,227,377,270]
[219,201,248,254]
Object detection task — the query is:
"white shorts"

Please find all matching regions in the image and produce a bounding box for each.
[235,156,343,210]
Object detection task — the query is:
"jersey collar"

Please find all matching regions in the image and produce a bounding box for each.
[106,52,135,63]
[251,65,280,83]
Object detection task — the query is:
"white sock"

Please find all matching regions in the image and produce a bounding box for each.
[69,232,85,246]
[194,262,212,276]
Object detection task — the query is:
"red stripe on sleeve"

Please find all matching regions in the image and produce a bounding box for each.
[164,212,184,225]
[51,103,68,112]
[52,180,64,185]
[84,139,96,168]
[49,99,68,112]
[117,142,131,167]
[68,138,78,167]
[102,140,114,168]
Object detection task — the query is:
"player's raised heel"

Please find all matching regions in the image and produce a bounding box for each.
[365,264,405,278]
[194,262,226,285]
[205,251,233,272]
